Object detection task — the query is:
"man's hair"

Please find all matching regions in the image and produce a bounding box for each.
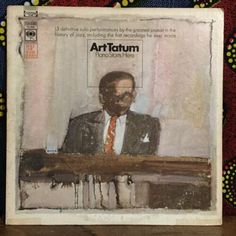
[99,71,136,95]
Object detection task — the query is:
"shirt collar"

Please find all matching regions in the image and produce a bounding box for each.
[104,110,127,125]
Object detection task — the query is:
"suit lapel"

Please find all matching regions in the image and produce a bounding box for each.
[121,110,138,154]
[93,110,105,153]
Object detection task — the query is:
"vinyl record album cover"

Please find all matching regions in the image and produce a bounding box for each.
[6,6,223,225]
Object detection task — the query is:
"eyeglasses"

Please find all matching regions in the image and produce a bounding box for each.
[112,92,134,102]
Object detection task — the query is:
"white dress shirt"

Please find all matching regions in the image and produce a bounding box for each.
[103,111,127,155]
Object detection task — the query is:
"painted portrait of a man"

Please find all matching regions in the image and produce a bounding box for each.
[61,71,161,155]
[5,7,224,225]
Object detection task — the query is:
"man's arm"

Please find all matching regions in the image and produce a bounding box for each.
[148,117,161,155]
[61,118,82,153]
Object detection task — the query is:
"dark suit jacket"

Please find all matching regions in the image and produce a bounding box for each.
[61,110,161,155]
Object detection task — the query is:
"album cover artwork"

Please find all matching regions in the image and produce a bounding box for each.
[6,6,223,225]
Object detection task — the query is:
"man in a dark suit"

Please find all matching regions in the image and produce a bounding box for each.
[61,71,161,155]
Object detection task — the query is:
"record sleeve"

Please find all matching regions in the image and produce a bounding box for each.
[6,6,223,225]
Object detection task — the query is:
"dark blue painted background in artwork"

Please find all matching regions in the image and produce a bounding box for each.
[125,0,192,7]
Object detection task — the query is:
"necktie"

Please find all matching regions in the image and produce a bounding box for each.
[104,116,118,154]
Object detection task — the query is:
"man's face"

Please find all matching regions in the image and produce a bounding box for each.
[100,78,136,116]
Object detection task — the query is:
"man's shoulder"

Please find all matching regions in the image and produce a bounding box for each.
[128,110,159,123]
[127,111,161,138]
[69,110,103,125]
